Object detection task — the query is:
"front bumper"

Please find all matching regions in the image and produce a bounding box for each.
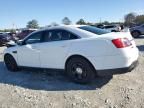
[97,60,138,76]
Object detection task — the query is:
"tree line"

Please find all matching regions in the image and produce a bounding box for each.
[1,12,144,32]
[26,13,144,29]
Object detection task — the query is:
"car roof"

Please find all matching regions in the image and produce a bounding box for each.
[27,25,96,39]
[42,25,86,30]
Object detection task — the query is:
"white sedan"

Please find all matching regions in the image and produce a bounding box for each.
[3,25,139,83]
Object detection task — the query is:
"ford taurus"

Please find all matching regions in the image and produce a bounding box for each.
[3,25,139,83]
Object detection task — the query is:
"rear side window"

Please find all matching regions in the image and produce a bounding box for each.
[79,26,110,35]
[60,30,78,40]
[43,30,78,42]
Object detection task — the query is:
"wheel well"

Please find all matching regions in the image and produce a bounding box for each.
[4,53,14,60]
[65,55,97,73]
[4,53,18,65]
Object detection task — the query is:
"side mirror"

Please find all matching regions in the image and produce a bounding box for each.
[17,40,24,46]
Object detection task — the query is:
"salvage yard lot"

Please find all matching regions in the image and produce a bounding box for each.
[0,37,144,108]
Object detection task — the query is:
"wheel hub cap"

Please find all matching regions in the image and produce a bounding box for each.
[76,67,83,74]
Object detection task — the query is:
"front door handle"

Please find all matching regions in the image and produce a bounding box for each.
[32,46,38,49]
[12,51,17,54]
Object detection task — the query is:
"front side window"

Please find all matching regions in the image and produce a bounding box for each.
[25,32,43,44]
[79,26,110,35]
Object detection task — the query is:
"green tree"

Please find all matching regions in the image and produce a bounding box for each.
[76,19,86,25]
[124,13,136,26]
[26,19,39,28]
[135,15,144,24]
[0,29,4,32]
[62,17,71,25]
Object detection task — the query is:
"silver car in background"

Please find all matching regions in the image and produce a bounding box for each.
[102,25,121,32]
[130,24,144,38]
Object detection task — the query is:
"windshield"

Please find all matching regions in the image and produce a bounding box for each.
[79,26,110,35]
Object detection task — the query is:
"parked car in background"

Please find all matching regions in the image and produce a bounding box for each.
[7,32,18,41]
[0,34,12,46]
[102,25,121,32]
[130,24,144,38]
[4,25,139,83]
[96,24,105,29]
[16,29,37,40]
[0,32,5,35]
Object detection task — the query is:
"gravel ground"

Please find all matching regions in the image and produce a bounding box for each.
[0,37,144,108]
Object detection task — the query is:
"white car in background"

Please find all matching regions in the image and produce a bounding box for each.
[102,25,121,32]
[3,25,139,83]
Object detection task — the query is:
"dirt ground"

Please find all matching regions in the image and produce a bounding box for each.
[0,37,144,108]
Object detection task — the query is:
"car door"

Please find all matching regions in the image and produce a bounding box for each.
[17,31,43,67]
[39,29,79,69]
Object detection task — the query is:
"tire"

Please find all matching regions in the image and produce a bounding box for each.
[131,31,141,38]
[4,54,19,72]
[65,57,96,84]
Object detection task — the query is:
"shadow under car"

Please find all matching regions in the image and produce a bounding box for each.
[0,61,113,91]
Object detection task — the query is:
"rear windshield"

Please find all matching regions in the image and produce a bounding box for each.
[79,26,110,35]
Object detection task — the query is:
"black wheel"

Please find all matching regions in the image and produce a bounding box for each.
[131,31,141,38]
[4,54,19,72]
[65,57,96,84]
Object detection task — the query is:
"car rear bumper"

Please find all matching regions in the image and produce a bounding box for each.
[97,60,138,76]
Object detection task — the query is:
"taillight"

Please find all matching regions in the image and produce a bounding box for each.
[112,38,132,48]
